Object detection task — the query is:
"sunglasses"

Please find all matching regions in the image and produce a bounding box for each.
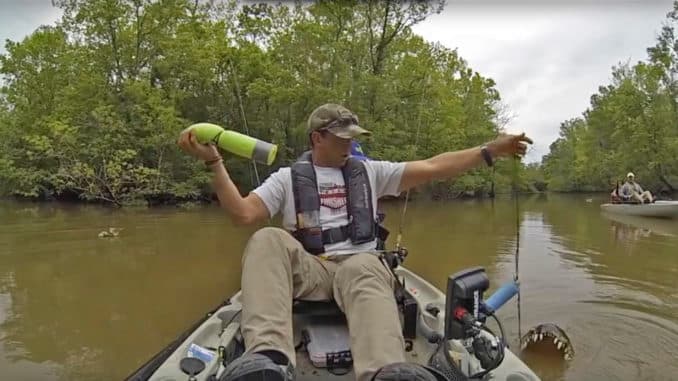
[320,116,359,131]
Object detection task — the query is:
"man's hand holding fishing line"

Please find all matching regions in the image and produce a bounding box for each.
[486,132,533,159]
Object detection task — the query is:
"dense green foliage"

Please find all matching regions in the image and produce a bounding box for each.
[542,1,678,194]
[1,0,524,206]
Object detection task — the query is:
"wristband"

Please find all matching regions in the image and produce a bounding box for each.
[480,146,493,167]
[205,157,223,167]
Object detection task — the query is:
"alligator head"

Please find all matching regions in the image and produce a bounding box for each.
[519,323,574,360]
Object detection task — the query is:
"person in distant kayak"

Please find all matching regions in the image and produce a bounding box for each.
[620,172,654,203]
[178,103,532,381]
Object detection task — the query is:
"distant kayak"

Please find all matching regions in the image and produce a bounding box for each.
[600,200,678,218]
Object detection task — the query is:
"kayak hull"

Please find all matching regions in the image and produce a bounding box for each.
[600,200,678,218]
[126,266,540,381]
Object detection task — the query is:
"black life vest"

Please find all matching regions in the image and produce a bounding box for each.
[290,151,386,254]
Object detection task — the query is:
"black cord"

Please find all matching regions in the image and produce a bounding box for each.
[445,323,504,380]
[467,331,505,379]
[438,324,506,380]
[490,314,506,347]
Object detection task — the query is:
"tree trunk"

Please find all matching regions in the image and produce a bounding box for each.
[659,174,676,192]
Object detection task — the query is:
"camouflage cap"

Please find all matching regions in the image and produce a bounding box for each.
[307,103,371,139]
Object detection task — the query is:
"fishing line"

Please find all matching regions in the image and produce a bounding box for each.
[512,157,522,342]
[395,74,430,251]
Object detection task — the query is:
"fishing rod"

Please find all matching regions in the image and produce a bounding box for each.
[229,60,261,187]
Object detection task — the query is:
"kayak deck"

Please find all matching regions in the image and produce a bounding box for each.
[129,267,540,381]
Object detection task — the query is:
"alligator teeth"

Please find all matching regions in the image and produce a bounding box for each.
[557,342,563,350]
[553,338,559,344]
[539,333,544,341]
[532,333,538,342]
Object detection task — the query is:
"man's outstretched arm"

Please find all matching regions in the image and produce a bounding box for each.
[399,133,532,192]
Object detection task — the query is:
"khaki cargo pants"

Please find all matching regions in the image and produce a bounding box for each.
[240,227,406,381]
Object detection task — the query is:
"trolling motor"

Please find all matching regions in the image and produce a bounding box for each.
[429,267,520,379]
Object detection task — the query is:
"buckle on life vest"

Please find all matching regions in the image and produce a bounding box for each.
[321,225,351,244]
[320,223,389,245]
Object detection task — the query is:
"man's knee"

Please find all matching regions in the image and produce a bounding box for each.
[249,226,289,243]
[242,227,293,265]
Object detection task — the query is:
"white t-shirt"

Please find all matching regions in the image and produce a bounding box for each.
[252,160,406,255]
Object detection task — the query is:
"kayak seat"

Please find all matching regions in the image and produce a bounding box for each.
[292,300,343,317]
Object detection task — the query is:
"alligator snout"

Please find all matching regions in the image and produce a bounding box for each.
[520,323,574,360]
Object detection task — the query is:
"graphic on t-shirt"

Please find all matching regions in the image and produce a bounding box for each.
[319,182,347,212]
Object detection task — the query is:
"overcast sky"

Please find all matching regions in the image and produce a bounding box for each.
[1,0,675,162]
[412,0,675,162]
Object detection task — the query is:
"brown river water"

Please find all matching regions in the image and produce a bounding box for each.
[1,194,677,381]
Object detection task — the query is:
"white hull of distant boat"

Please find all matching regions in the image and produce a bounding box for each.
[600,200,678,218]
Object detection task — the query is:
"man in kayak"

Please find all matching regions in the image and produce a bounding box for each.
[178,103,531,381]
[620,172,654,203]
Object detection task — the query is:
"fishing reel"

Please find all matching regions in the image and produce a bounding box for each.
[380,246,408,269]
[376,211,408,269]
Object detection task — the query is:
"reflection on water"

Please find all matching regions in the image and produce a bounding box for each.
[0,203,257,380]
[602,211,678,240]
[1,195,677,380]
